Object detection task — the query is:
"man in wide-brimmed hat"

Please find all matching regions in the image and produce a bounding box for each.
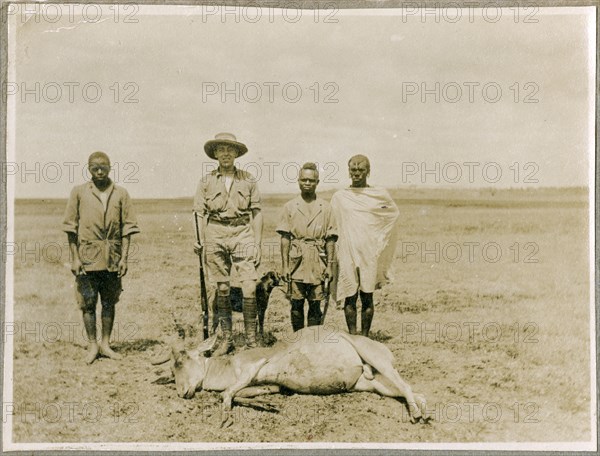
[193,133,262,355]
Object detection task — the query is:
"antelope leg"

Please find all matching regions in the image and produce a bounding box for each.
[339,333,422,420]
[353,373,426,423]
[235,385,281,398]
[232,385,281,412]
[232,397,280,413]
[221,358,269,411]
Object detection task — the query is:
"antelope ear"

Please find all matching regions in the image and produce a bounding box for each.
[195,333,219,354]
[171,339,186,356]
[152,374,175,385]
[150,349,172,365]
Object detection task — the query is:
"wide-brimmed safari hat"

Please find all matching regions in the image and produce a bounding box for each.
[204,133,248,159]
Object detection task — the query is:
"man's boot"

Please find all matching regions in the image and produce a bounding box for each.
[307,301,322,327]
[212,293,233,356]
[290,299,305,332]
[242,297,257,348]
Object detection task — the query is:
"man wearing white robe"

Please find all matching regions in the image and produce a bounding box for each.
[331,155,399,337]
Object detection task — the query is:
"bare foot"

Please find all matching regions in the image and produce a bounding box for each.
[99,344,123,360]
[86,343,100,364]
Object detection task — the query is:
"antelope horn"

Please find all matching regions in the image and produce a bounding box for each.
[194,333,219,354]
[151,312,187,364]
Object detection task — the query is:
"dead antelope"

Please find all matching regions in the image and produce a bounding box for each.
[153,326,429,424]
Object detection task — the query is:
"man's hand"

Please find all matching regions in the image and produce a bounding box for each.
[118,259,128,278]
[193,242,203,256]
[71,258,86,276]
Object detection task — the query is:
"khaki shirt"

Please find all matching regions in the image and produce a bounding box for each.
[193,167,261,220]
[276,196,338,284]
[62,181,140,272]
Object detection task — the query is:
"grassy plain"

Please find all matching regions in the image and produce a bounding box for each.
[9,187,592,444]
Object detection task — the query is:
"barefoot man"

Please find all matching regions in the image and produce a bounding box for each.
[331,155,399,338]
[277,162,337,331]
[62,151,140,364]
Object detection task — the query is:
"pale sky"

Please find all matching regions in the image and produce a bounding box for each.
[8,6,595,198]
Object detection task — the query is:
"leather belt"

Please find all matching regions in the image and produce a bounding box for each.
[208,215,250,227]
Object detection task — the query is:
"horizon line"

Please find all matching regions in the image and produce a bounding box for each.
[13,185,590,201]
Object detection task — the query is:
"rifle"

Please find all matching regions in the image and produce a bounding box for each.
[194,213,210,340]
[286,276,293,300]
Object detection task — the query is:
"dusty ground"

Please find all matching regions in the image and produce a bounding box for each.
[8,188,592,444]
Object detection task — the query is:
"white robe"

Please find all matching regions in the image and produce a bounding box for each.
[331,187,399,301]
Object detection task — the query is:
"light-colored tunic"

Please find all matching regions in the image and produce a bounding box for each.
[62,181,140,272]
[331,187,399,301]
[193,167,260,220]
[193,166,261,283]
[276,196,338,285]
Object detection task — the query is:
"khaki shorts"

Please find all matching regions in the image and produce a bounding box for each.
[291,281,324,301]
[204,221,258,283]
[75,271,122,311]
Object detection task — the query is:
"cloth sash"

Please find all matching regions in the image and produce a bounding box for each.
[289,237,327,284]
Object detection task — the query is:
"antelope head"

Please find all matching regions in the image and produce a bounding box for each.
[151,314,219,398]
[170,333,219,399]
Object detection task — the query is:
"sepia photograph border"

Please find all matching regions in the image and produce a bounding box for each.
[1,0,598,453]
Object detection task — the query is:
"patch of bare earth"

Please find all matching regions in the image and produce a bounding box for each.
[10,192,591,443]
